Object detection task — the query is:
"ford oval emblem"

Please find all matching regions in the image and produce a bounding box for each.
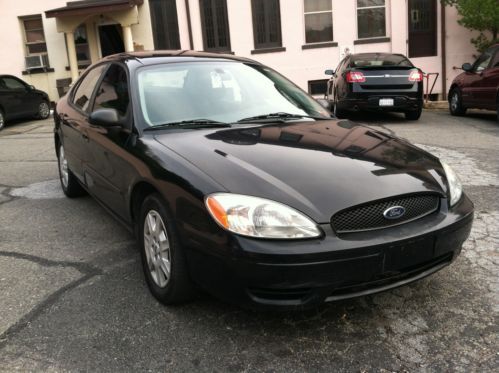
[383,206,406,220]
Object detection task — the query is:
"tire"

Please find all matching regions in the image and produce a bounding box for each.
[36,100,50,119]
[333,95,346,118]
[57,143,86,198]
[449,88,466,116]
[405,107,422,120]
[0,109,5,131]
[496,96,499,123]
[139,193,195,305]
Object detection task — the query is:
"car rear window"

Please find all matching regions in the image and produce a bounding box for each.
[350,54,413,68]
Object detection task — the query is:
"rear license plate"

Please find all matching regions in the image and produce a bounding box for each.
[379,98,394,107]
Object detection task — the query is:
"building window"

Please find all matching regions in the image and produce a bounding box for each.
[357,0,386,39]
[199,0,231,52]
[304,0,333,44]
[149,0,181,49]
[74,25,91,65]
[20,15,50,69]
[308,79,328,95]
[251,0,282,49]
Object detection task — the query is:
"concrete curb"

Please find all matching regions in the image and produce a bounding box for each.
[423,101,448,110]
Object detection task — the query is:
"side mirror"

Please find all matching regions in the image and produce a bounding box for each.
[27,85,35,90]
[324,69,334,76]
[316,98,330,110]
[462,63,472,72]
[89,108,121,127]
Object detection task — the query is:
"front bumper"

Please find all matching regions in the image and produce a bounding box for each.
[185,195,473,309]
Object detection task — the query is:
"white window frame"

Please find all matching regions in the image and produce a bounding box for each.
[356,0,387,40]
[303,0,334,44]
[20,15,48,57]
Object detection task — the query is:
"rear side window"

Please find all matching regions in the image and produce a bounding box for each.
[350,54,413,68]
[72,65,106,112]
[93,64,130,117]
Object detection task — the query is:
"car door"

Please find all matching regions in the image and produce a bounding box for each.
[461,49,493,107]
[477,47,499,109]
[0,76,30,118]
[60,64,107,181]
[84,63,135,220]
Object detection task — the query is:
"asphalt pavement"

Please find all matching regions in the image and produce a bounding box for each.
[0,110,497,372]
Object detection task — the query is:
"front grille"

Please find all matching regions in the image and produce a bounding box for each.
[331,194,440,234]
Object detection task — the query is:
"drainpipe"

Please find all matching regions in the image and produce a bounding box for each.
[185,0,194,49]
[440,2,447,100]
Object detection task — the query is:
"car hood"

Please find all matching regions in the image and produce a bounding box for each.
[153,119,448,223]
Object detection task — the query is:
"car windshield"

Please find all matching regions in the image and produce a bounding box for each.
[350,54,413,68]
[136,61,330,127]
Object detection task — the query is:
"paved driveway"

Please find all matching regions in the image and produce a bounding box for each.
[0,110,497,372]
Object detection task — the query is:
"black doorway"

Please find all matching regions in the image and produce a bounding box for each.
[98,24,125,57]
[408,0,437,58]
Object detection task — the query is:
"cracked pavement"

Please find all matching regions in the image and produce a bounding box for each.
[0,111,497,372]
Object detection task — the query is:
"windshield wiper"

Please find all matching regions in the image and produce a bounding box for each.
[144,119,232,131]
[237,112,329,123]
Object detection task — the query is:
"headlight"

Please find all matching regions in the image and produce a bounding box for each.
[205,193,321,239]
[441,161,462,206]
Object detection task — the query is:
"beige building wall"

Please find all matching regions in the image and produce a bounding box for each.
[0,0,482,102]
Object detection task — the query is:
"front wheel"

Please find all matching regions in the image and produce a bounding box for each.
[139,193,194,305]
[57,143,86,197]
[36,100,50,119]
[0,109,5,131]
[449,88,466,116]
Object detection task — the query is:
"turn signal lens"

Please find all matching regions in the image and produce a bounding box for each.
[409,70,423,82]
[205,193,321,239]
[346,71,366,83]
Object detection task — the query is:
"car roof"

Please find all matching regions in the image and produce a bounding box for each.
[101,50,260,66]
[349,52,407,59]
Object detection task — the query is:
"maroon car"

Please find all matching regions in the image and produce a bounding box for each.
[448,44,499,121]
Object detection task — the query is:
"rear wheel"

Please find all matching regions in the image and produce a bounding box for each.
[57,143,86,197]
[405,107,422,120]
[36,100,50,119]
[449,88,466,116]
[139,193,194,305]
[0,109,4,131]
[333,95,346,118]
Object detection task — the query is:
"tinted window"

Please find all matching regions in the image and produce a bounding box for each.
[72,65,106,112]
[491,49,499,68]
[473,50,493,72]
[350,54,413,67]
[1,77,26,90]
[93,64,130,117]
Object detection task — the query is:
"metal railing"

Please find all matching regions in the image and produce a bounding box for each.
[423,72,439,102]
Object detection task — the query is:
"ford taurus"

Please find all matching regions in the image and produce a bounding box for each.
[54,51,473,309]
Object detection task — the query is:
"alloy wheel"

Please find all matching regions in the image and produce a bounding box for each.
[143,210,171,288]
[0,111,4,130]
[58,145,69,188]
[39,102,50,118]
[450,92,459,112]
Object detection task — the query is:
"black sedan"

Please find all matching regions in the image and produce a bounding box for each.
[325,53,424,120]
[54,51,473,309]
[0,75,51,130]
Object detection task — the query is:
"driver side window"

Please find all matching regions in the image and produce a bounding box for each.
[93,64,130,117]
[473,50,492,72]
